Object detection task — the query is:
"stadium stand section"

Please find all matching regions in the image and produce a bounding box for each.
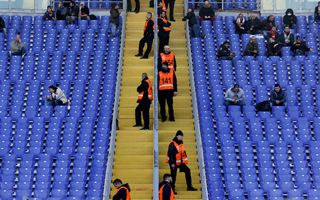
[190,15,320,199]
[0,15,121,199]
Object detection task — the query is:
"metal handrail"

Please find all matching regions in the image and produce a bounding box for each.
[102,7,127,200]
[184,1,209,200]
[152,0,159,198]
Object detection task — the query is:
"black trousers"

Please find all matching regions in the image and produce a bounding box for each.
[170,164,192,189]
[138,35,153,57]
[159,34,169,53]
[158,90,174,120]
[165,0,175,20]
[135,101,151,128]
[127,0,132,11]
[134,0,140,12]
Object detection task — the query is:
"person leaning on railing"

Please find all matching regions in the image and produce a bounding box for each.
[182,8,200,38]
[199,1,215,22]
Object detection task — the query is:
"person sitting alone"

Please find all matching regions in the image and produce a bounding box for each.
[10,33,26,57]
[244,35,259,57]
[224,84,245,107]
[46,85,71,107]
[270,84,286,106]
[290,35,312,56]
[217,41,235,60]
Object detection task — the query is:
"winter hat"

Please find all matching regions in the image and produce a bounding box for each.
[176,130,184,136]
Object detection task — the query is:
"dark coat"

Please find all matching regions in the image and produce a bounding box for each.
[0,16,5,32]
[167,137,182,165]
[283,9,297,28]
[290,40,310,55]
[262,16,275,31]
[270,89,286,105]
[56,7,67,20]
[110,8,120,26]
[183,11,198,27]
[158,17,171,36]
[217,43,232,59]
[159,181,173,200]
[199,6,215,19]
[112,183,131,200]
[278,32,294,47]
[137,77,151,103]
[244,17,262,34]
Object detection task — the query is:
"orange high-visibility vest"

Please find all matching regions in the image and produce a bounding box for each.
[115,186,131,200]
[159,70,174,91]
[165,141,189,166]
[160,52,175,69]
[159,183,175,200]
[137,79,153,101]
[144,18,154,32]
[159,17,171,32]
[162,0,167,12]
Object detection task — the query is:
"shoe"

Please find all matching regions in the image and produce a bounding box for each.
[140,56,148,59]
[173,189,177,195]
[133,124,142,127]
[170,18,176,22]
[140,127,149,130]
[135,54,142,57]
[187,187,198,191]
[161,116,167,122]
[169,118,175,122]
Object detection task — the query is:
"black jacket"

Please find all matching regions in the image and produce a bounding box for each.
[67,5,79,16]
[0,16,5,32]
[183,11,198,27]
[159,181,173,200]
[112,183,131,200]
[244,18,262,34]
[144,19,154,37]
[315,6,320,18]
[217,44,232,59]
[158,68,177,92]
[137,77,151,103]
[167,137,182,165]
[110,8,120,26]
[278,32,294,47]
[158,17,171,36]
[270,89,286,104]
[291,40,310,55]
[56,6,67,20]
[283,9,297,28]
[199,6,215,19]
[262,16,275,31]
[80,6,90,16]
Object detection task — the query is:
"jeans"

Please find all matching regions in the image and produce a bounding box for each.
[190,24,200,38]
[225,100,245,112]
[110,23,118,37]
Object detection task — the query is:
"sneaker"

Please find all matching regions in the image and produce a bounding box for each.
[187,186,198,191]
[133,124,142,127]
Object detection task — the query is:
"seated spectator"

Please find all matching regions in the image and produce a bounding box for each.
[217,41,235,60]
[80,3,90,20]
[234,13,246,35]
[10,33,26,57]
[266,26,281,56]
[270,84,286,106]
[110,4,121,38]
[283,8,297,28]
[66,1,79,24]
[291,35,311,56]
[244,36,259,57]
[278,25,294,47]
[224,84,245,107]
[244,14,262,35]
[56,1,67,20]
[199,1,215,21]
[315,1,320,23]
[43,6,56,21]
[263,15,275,31]
[0,16,6,34]
[46,85,71,107]
[183,8,200,38]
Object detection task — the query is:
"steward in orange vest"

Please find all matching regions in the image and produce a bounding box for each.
[158,11,171,53]
[135,12,154,59]
[159,45,176,71]
[134,73,153,130]
[159,173,175,200]
[165,130,197,193]
[112,179,131,200]
[158,62,177,122]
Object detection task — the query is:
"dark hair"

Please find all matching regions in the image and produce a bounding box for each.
[113,179,122,185]
[163,173,171,180]
[233,84,240,89]
[111,3,117,8]
[49,85,57,92]
[274,83,281,88]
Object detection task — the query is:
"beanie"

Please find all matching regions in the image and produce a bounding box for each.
[176,130,183,136]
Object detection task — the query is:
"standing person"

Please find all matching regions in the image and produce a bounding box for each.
[278,25,294,47]
[158,11,171,53]
[159,174,175,200]
[315,1,320,23]
[110,4,121,37]
[164,0,175,21]
[112,179,131,200]
[134,73,153,130]
[159,45,177,71]
[43,6,56,21]
[166,130,198,194]
[56,1,67,20]
[217,40,235,60]
[182,8,200,38]
[79,3,90,20]
[46,85,71,108]
[234,13,246,35]
[158,62,177,122]
[283,8,297,28]
[10,33,26,57]
[244,35,259,57]
[199,1,215,22]
[135,12,154,59]
[66,1,79,24]
[270,84,286,106]
[0,16,6,34]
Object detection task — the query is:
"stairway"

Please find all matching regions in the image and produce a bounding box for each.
[110,12,154,199]
[158,0,202,199]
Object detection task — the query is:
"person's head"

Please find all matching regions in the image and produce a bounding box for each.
[146,12,152,19]
[162,62,169,71]
[164,45,171,54]
[15,33,21,42]
[188,8,193,13]
[284,25,290,33]
[204,0,211,8]
[249,14,256,20]
[175,130,183,141]
[238,13,244,19]
[268,15,275,22]
[224,40,230,48]
[163,173,172,182]
[250,35,256,44]
[232,84,240,93]
[285,8,294,16]
[161,11,166,18]
[48,85,57,93]
[141,73,148,80]
[274,84,281,92]
[158,2,162,8]
[70,1,74,7]
[58,1,63,8]
[47,6,52,12]
[271,26,277,32]
[111,3,116,9]
[113,179,123,189]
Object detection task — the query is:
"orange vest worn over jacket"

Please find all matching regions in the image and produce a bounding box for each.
[160,52,175,69]
[159,183,175,200]
[144,18,154,32]
[159,70,174,91]
[160,17,171,32]
[137,79,153,101]
[165,141,189,166]
[115,186,131,200]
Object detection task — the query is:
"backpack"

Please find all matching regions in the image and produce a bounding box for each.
[255,100,272,112]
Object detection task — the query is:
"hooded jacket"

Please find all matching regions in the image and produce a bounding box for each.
[112,183,131,200]
[283,9,297,28]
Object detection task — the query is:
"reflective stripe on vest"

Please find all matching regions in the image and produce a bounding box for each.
[159,183,175,200]
[165,141,189,166]
[115,186,131,200]
[159,70,174,91]
[160,52,175,69]
[137,79,153,101]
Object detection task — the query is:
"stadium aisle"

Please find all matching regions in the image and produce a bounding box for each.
[158,0,202,199]
[110,12,154,199]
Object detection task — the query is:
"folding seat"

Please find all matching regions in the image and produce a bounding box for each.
[308,189,320,199]
[272,106,285,119]
[0,188,13,199]
[248,189,264,199]
[287,106,300,119]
